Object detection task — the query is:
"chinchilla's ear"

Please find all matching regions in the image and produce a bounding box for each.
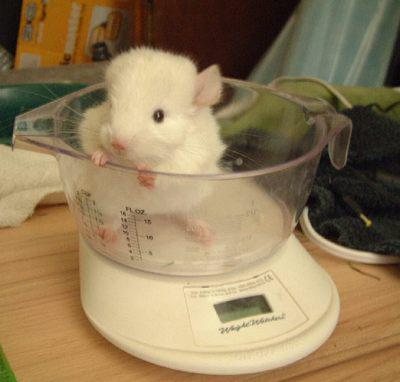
[194,65,222,108]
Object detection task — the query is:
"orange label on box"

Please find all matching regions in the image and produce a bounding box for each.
[15,0,134,68]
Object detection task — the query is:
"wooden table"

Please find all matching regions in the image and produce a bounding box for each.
[1,205,399,381]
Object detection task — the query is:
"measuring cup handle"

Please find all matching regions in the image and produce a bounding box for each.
[313,113,352,170]
[326,113,352,170]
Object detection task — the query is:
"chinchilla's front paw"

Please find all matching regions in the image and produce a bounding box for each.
[91,150,109,167]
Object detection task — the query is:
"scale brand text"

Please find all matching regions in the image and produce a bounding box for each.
[219,313,286,334]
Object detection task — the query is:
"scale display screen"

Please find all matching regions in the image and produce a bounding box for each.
[214,295,272,323]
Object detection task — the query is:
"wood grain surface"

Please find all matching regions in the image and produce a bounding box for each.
[0,205,399,381]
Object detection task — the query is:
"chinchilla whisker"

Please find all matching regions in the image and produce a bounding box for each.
[224,148,263,167]
[236,131,267,139]
[54,119,82,126]
[41,84,66,100]
[181,144,258,165]
[221,152,238,160]
[11,89,58,103]
[60,125,96,131]
[54,115,83,123]
[57,101,85,118]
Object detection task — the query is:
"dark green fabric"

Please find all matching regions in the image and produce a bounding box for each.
[308,105,400,255]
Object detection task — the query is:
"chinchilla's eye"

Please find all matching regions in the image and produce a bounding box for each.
[153,109,164,123]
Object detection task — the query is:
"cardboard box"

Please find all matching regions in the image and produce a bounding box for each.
[15,0,134,68]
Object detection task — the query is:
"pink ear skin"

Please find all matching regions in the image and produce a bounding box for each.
[194,64,223,108]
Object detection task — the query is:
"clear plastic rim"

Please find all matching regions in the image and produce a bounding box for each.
[48,78,340,180]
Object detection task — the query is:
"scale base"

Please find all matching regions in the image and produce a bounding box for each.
[80,235,340,375]
[85,284,339,375]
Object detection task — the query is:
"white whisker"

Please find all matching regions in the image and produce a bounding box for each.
[224,147,263,167]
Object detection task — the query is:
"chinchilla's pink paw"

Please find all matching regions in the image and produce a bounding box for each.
[96,226,117,243]
[185,218,214,246]
[136,163,156,189]
[91,150,109,167]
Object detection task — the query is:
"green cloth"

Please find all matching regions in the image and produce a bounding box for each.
[0,345,16,382]
[273,79,400,120]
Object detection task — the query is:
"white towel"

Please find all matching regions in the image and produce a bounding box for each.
[0,144,65,227]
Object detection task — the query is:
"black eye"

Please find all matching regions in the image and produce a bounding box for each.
[153,109,164,123]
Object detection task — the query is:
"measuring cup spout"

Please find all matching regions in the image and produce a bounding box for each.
[12,98,61,156]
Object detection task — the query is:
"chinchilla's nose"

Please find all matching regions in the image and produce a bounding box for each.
[111,139,127,151]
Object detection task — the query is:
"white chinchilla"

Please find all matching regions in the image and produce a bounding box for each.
[80,47,225,176]
[78,47,226,244]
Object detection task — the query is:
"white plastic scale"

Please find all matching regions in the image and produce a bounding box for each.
[12,79,345,376]
[80,233,339,375]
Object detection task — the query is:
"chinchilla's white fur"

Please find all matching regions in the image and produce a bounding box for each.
[78,47,226,219]
[80,47,225,175]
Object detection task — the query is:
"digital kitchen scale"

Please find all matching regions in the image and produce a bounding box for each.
[12,78,351,375]
[80,234,339,375]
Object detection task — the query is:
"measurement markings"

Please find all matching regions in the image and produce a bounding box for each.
[132,214,143,261]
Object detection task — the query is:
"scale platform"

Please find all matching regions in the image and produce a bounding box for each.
[79,235,339,375]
